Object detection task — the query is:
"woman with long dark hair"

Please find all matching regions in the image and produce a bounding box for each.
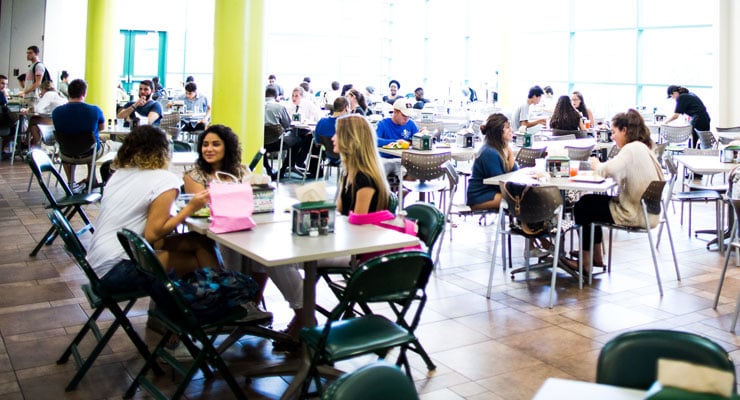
[466,113,518,210]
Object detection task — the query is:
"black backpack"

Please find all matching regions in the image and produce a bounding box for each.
[32,62,52,84]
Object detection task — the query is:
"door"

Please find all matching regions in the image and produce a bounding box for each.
[118,30,167,94]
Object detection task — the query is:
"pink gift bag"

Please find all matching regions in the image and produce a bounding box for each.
[209,172,256,233]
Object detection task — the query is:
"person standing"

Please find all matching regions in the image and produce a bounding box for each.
[664,85,711,147]
[18,45,47,108]
[58,71,70,99]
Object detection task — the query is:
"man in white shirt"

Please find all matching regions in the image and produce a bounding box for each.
[285,86,322,172]
[511,85,547,132]
[23,81,67,147]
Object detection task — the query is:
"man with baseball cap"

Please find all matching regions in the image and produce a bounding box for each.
[376,98,419,149]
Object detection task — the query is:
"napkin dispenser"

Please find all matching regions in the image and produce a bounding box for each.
[720,146,740,163]
[420,110,434,122]
[252,184,275,213]
[546,156,570,178]
[456,131,475,148]
[292,201,336,236]
[597,128,612,143]
[412,132,432,150]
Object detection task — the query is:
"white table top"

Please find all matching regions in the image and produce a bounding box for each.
[206,217,419,267]
[483,169,617,192]
[522,138,614,154]
[532,378,645,400]
[674,154,737,175]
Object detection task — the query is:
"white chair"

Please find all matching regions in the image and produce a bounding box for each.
[587,180,680,295]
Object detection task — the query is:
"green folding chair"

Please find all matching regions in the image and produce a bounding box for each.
[48,209,162,391]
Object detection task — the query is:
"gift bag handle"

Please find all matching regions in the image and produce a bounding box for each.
[214,171,241,183]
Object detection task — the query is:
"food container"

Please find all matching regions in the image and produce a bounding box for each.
[412,132,432,150]
[292,201,336,236]
[545,156,571,178]
[720,146,740,163]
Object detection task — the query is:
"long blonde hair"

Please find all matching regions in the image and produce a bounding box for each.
[335,114,389,211]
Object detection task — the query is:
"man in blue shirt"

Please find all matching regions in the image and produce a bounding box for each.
[52,79,106,192]
[314,96,349,165]
[116,79,163,126]
[376,98,419,148]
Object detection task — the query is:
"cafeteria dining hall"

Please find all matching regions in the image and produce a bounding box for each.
[2,0,740,399]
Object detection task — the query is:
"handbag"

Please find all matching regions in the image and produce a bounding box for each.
[209,171,256,233]
[348,210,421,263]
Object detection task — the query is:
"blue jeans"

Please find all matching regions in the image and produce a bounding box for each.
[99,259,153,294]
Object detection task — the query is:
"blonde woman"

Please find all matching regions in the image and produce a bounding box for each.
[333,114,390,215]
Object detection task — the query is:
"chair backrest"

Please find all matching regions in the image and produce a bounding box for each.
[54,131,96,158]
[442,161,459,193]
[683,148,719,157]
[317,134,340,160]
[565,145,595,161]
[248,149,266,171]
[404,203,445,257]
[717,126,740,132]
[264,124,284,145]
[47,209,103,287]
[336,251,433,316]
[660,125,693,145]
[641,180,667,216]
[653,142,667,161]
[159,112,181,136]
[596,329,736,391]
[552,129,587,139]
[116,229,199,326]
[27,149,74,203]
[38,124,56,146]
[607,145,621,159]
[499,181,562,224]
[401,151,451,182]
[321,362,419,400]
[696,129,717,149]
[172,140,192,152]
[545,133,576,141]
[515,147,546,168]
[387,192,399,214]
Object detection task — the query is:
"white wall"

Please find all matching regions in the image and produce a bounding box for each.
[1,0,46,90]
[43,0,87,86]
[718,0,740,127]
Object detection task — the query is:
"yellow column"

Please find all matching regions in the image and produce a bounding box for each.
[212,0,265,167]
[84,0,117,122]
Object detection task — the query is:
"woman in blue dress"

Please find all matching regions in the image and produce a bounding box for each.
[466,113,518,210]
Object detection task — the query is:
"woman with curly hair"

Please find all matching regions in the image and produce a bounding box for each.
[183,125,305,349]
[87,125,217,294]
[550,95,585,133]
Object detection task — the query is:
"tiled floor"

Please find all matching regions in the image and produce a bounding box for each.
[1,157,740,399]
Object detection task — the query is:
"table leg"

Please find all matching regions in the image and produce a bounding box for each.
[302,260,317,328]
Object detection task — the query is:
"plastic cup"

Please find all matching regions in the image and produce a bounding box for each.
[570,160,581,177]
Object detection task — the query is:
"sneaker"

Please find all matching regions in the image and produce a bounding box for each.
[164,341,193,361]
[238,301,273,325]
[70,182,86,194]
[523,245,549,259]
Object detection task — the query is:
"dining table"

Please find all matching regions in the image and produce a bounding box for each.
[532,378,645,399]
[187,215,419,400]
[673,154,737,253]
[483,168,617,192]
[378,144,478,162]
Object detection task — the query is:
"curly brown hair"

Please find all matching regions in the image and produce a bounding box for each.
[113,125,170,169]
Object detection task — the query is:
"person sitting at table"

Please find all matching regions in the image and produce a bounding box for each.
[117,79,163,126]
[183,125,305,348]
[264,86,300,180]
[512,85,547,132]
[571,91,595,128]
[563,109,664,270]
[376,98,420,181]
[51,79,107,192]
[334,114,392,215]
[549,95,585,134]
[346,88,371,116]
[286,86,322,172]
[170,82,210,131]
[466,113,518,211]
[86,125,218,293]
[412,87,430,110]
[314,96,350,166]
[23,81,67,147]
[323,80,341,111]
[382,79,403,105]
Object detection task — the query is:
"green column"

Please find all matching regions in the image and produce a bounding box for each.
[84,0,117,122]
[213,0,265,167]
